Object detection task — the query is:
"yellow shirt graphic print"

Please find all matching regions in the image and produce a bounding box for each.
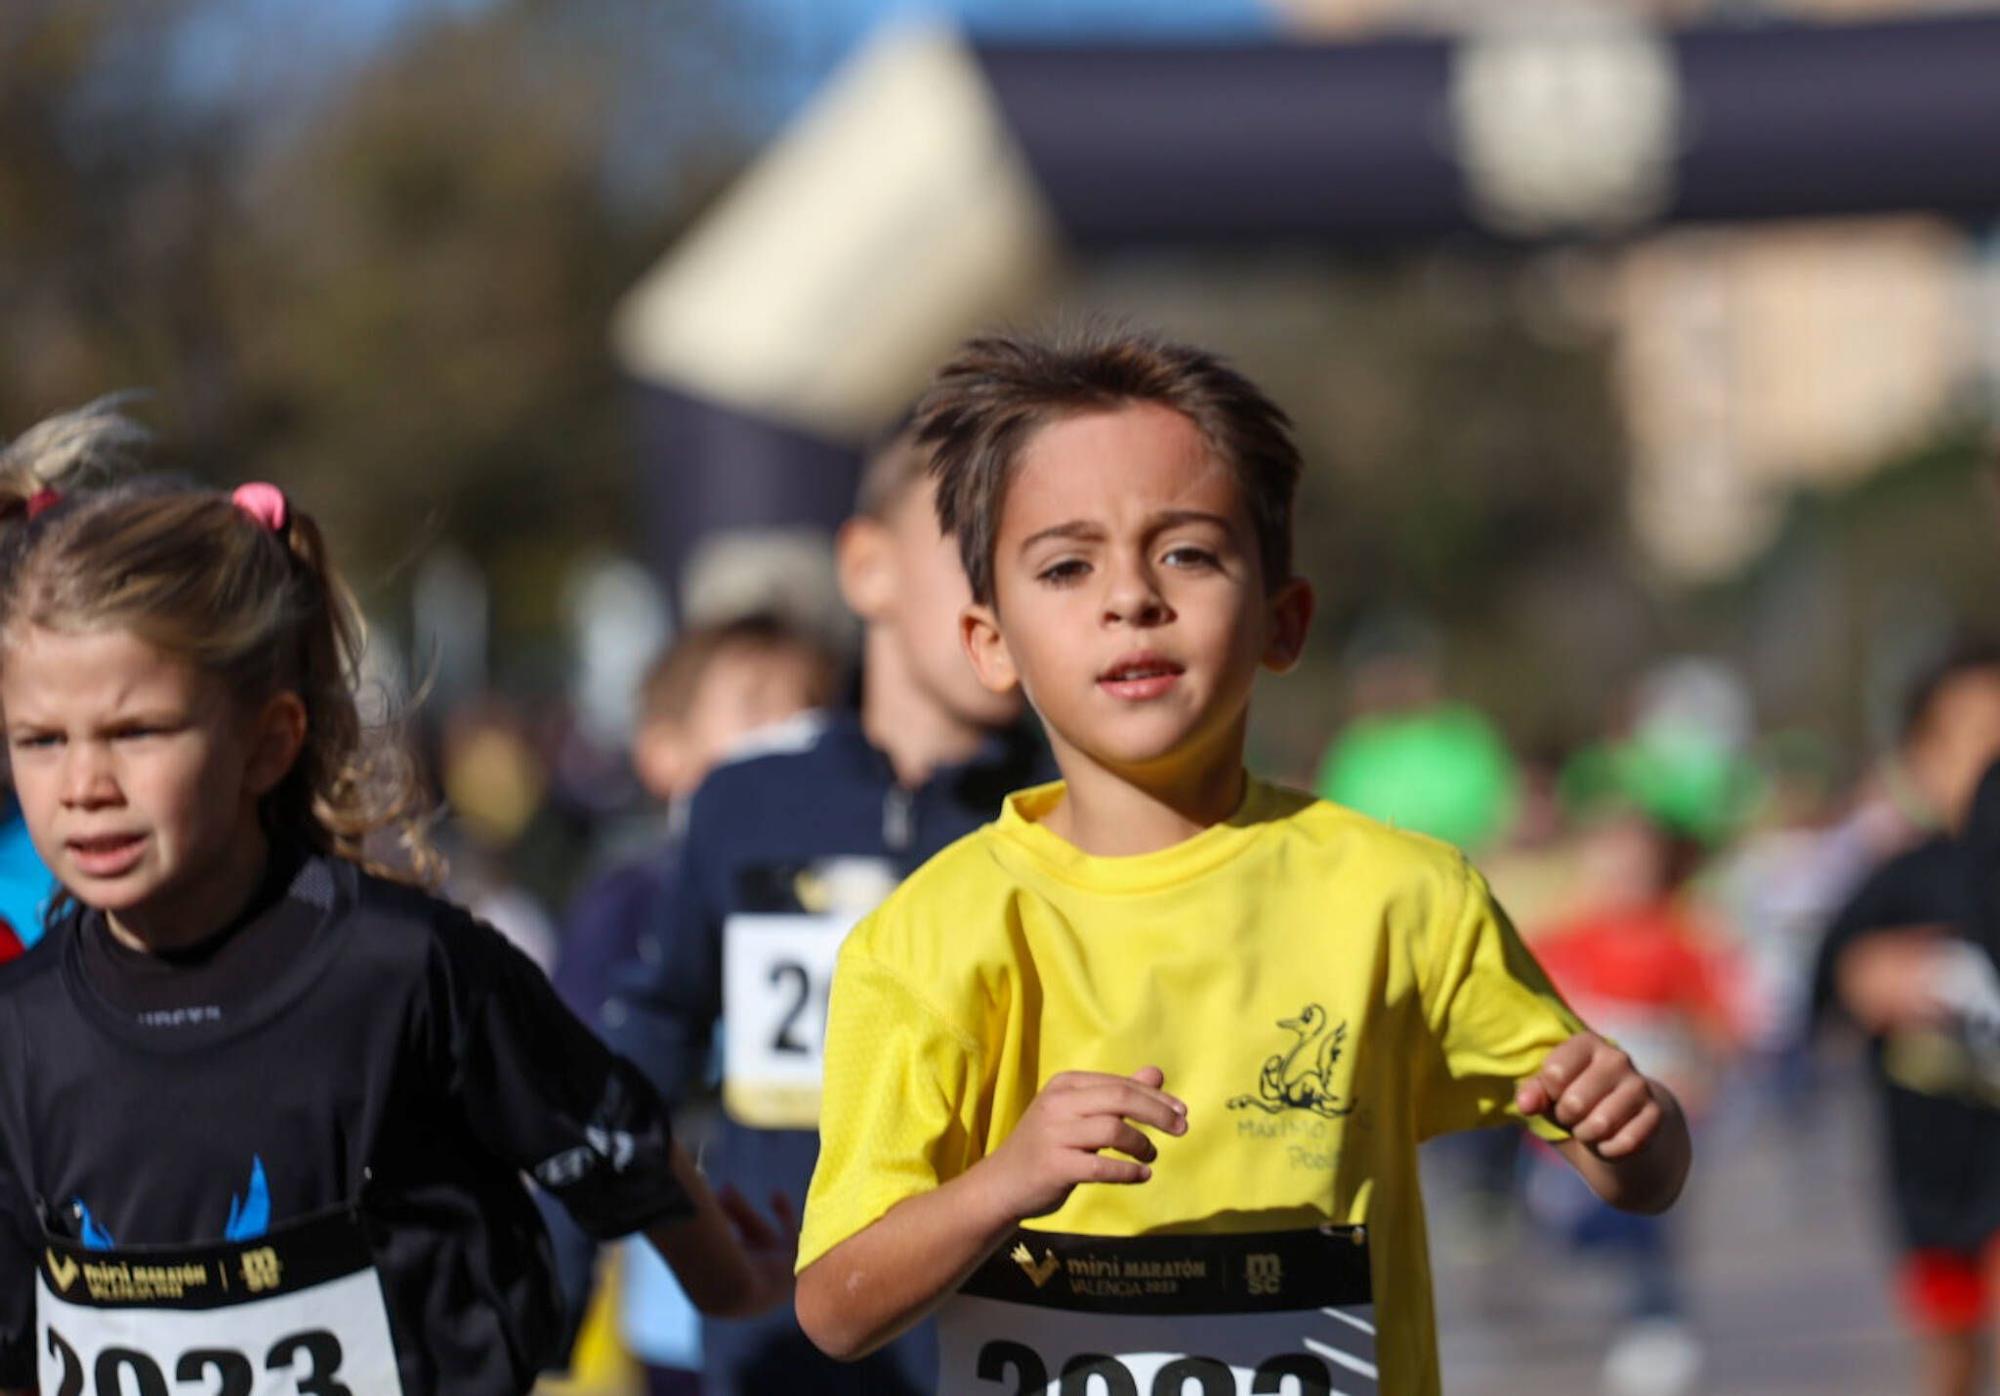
[801,779,1585,1396]
[1226,1004,1353,1121]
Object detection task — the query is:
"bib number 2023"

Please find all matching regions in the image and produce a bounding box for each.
[45,1324,352,1396]
[977,1340,1333,1395]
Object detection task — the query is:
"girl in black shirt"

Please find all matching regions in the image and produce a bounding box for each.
[0,402,792,1395]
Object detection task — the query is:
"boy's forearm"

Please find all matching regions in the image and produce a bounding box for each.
[797,1162,1020,1361]
[1556,1079,1691,1214]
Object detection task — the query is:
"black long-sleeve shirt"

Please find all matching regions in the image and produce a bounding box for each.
[0,849,690,1394]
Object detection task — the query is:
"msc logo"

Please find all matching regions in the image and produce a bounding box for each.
[239,1246,282,1293]
[45,1249,78,1294]
[1010,1243,1060,1289]
[1246,1252,1283,1297]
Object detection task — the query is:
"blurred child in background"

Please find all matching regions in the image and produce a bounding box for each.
[553,616,839,1027]
[540,616,836,1384]
[543,614,836,1394]
[1813,645,2000,1396]
[1528,749,1742,1396]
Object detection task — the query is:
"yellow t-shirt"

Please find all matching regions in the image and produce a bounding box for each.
[800,778,1585,1395]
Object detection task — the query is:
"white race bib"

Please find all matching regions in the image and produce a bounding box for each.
[937,1227,1377,1396]
[37,1208,403,1396]
[721,913,856,1128]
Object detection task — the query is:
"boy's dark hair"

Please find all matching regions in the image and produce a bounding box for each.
[637,612,835,729]
[1901,640,2000,743]
[913,326,1301,605]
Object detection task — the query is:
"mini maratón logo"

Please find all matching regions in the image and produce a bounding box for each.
[1010,1243,1060,1289]
[1227,1004,1355,1119]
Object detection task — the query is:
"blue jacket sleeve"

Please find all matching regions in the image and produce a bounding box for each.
[601,811,724,1108]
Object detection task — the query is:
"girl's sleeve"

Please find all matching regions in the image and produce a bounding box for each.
[425,907,695,1240]
[1413,856,1588,1141]
[797,936,982,1273]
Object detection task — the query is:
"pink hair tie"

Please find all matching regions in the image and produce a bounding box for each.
[231,481,288,534]
[24,488,61,520]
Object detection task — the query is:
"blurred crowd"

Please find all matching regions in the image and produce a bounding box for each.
[1318,637,2000,1396]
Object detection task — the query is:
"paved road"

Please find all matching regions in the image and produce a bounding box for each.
[1429,1073,1909,1395]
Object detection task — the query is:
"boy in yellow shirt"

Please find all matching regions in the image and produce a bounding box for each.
[795,327,1692,1394]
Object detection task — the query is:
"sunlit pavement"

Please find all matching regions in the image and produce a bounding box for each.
[1429,1073,1910,1395]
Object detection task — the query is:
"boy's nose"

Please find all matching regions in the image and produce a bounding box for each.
[1102,567,1172,628]
[61,747,121,808]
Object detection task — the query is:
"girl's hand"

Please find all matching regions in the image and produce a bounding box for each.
[977,1066,1187,1221]
[717,1185,798,1315]
[651,1144,797,1317]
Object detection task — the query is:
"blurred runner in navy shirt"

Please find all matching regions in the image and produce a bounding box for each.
[543,615,835,1392]
[603,429,1048,1394]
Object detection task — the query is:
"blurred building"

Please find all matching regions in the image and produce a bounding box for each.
[1271,0,1992,32]
[1266,0,1998,580]
[1617,218,1981,580]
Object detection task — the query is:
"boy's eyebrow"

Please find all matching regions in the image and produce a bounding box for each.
[1147,509,1235,535]
[1017,520,1104,553]
[1017,510,1236,555]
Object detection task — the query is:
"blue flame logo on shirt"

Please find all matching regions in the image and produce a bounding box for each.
[72,1199,115,1251]
[224,1156,271,1241]
[72,1155,269,1251]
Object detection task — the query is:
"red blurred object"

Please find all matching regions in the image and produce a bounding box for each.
[1899,1246,2000,1335]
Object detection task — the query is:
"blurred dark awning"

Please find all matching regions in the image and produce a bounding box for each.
[621,14,2000,589]
[975,14,2000,246]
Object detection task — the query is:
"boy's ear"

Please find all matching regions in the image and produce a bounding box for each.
[960,603,1021,696]
[246,690,309,797]
[835,517,894,623]
[1261,577,1315,675]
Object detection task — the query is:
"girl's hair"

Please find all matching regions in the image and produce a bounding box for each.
[0,397,440,885]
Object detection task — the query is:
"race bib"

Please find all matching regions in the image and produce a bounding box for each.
[37,1207,403,1396]
[721,913,856,1128]
[938,1227,1377,1396]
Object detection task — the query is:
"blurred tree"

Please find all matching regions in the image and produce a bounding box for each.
[1,0,751,690]
[0,1,236,432]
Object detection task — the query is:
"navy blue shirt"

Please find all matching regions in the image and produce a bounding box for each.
[604,709,1047,1394]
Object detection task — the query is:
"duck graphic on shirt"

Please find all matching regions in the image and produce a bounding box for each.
[1227,1005,1354,1120]
[73,1155,270,1250]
